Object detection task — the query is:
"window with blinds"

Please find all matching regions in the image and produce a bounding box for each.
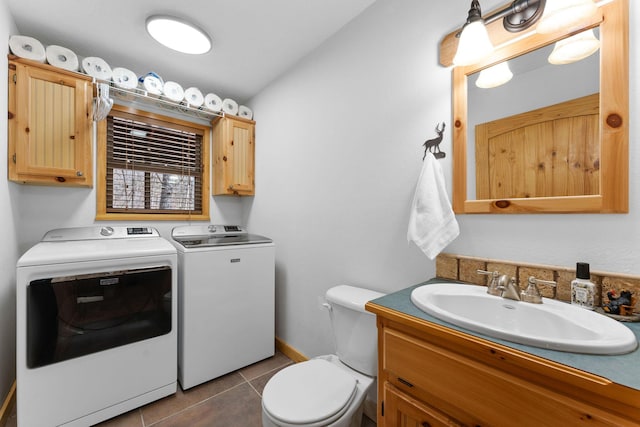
[97,105,210,220]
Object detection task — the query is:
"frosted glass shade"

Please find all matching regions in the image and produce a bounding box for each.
[476,61,513,88]
[548,29,600,64]
[453,21,494,67]
[146,16,212,54]
[536,0,598,34]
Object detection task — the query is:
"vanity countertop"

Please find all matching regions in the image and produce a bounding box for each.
[369,278,640,391]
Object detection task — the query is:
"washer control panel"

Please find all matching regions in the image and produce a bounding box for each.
[43,226,160,241]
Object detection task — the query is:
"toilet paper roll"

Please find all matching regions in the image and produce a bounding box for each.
[222,98,239,115]
[238,105,253,120]
[138,72,164,86]
[81,56,113,81]
[45,45,79,71]
[111,67,138,90]
[142,75,163,97]
[9,35,46,63]
[163,81,184,103]
[204,93,223,112]
[183,87,204,107]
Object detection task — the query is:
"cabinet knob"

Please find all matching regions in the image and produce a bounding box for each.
[56,176,66,183]
[76,171,84,177]
[223,156,227,161]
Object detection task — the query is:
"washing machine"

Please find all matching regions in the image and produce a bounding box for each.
[16,226,177,427]
[171,225,275,389]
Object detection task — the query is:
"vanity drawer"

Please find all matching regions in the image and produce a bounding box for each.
[382,327,629,426]
[383,382,464,427]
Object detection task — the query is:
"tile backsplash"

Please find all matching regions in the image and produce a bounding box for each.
[436,253,640,312]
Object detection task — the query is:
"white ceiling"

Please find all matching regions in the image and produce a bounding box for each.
[5,0,376,103]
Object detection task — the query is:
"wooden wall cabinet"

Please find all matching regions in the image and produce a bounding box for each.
[367,303,640,427]
[8,57,93,187]
[212,115,255,196]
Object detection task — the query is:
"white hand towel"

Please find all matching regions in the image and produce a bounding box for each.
[407,152,460,259]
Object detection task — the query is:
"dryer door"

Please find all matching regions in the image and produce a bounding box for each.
[27,265,172,368]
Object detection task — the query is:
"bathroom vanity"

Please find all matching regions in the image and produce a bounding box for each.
[366,280,640,427]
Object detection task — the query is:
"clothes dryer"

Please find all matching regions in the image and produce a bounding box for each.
[16,226,177,427]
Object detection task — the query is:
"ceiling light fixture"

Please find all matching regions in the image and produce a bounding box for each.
[146,15,212,55]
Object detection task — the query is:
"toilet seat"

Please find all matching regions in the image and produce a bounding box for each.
[262,359,358,426]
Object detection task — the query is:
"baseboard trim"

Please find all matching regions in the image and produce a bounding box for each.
[275,337,308,363]
[0,381,16,427]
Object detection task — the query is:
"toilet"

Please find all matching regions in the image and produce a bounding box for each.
[262,285,384,427]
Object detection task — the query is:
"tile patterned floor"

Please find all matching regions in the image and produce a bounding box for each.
[6,352,377,426]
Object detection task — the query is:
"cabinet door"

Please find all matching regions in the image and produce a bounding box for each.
[227,118,254,194]
[213,116,255,195]
[383,383,463,427]
[11,61,92,185]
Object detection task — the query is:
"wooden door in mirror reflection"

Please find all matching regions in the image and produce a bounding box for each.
[475,93,599,200]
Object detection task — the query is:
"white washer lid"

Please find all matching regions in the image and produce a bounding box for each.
[262,359,357,424]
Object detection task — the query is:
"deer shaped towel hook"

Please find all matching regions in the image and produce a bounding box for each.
[422,122,446,160]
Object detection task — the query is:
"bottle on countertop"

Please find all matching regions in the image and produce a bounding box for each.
[571,262,596,310]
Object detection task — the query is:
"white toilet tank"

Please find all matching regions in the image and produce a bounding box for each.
[325,285,384,376]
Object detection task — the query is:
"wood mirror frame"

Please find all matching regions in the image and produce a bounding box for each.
[440,0,628,214]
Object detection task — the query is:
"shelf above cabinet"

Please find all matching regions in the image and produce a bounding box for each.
[101,83,224,122]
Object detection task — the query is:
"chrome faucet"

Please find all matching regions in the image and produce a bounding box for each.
[500,276,522,301]
[521,276,557,304]
[477,270,519,300]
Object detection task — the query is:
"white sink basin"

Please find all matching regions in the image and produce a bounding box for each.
[411,283,638,355]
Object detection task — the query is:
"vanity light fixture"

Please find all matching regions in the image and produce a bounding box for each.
[146,15,212,54]
[536,0,598,34]
[453,0,546,67]
[475,61,514,88]
[548,28,600,64]
[453,1,494,66]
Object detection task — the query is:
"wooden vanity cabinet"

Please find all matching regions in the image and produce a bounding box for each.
[366,303,640,427]
[212,115,255,196]
[8,57,93,187]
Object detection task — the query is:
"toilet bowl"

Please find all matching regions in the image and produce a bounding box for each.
[261,285,384,427]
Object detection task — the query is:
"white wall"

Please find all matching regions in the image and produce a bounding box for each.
[247,0,639,360]
[0,0,20,400]
[246,0,457,357]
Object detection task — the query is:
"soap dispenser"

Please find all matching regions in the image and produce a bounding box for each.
[571,262,596,310]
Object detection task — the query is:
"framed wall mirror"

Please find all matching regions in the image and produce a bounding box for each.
[441,0,628,214]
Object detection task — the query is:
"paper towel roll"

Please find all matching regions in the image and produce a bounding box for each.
[45,45,79,71]
[222,98,239,115]
[204,93,223,112]
[111,67,138,89]
[238,105,253,120]
[9,35,46,63]
[183,87,204,107]
[163,81,184,103]
[142,75,163,97]
[81,56,113,80]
